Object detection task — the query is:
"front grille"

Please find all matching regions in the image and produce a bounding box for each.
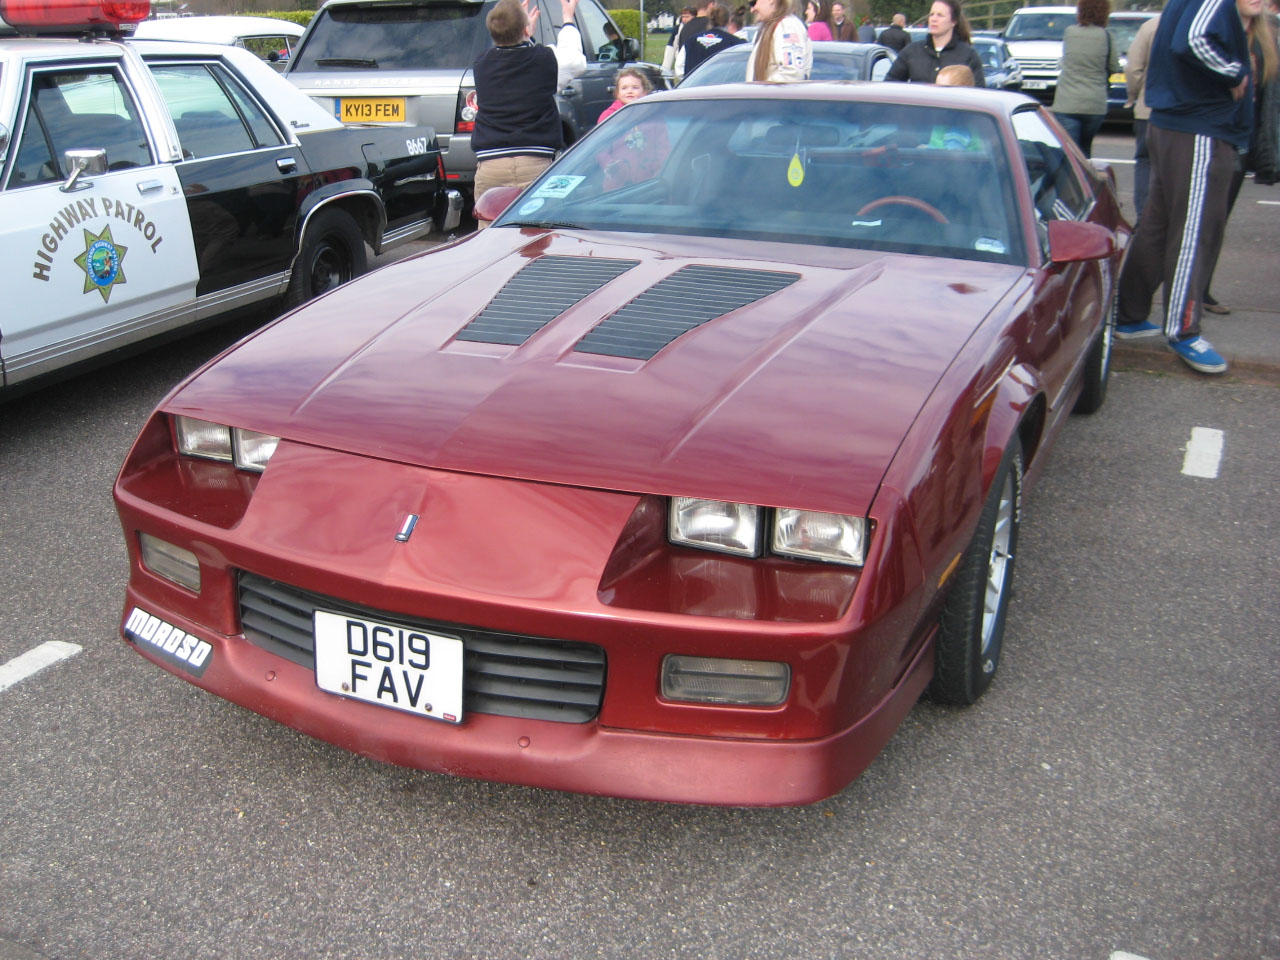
[237,572,606,723]
[574,264,799,360]
[1017,58,1061,71]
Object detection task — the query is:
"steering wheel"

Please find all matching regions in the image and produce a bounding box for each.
[855,195,950,224]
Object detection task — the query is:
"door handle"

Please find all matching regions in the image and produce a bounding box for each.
[276,157,298,174]
[136,180,165,195]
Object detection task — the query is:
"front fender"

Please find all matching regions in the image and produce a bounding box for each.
[980,363,1041,491]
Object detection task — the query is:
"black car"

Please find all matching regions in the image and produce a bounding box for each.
[679,41,897,87]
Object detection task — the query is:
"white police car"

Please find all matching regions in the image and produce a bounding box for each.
[0,0,462,396]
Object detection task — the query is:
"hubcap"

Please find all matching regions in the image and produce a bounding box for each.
[981,472,1015,653]
[310,242,349,295]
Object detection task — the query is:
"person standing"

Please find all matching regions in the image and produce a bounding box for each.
[878,12,912,51]
[1125,13,1160,218]
[746,0,812,80]
[1113,0,1255,374]
[884,0,984,84]
[674,0,715,78]
[472,0,585,213]
[681,2,747,74]
[832,2,857,40]
[805,0,835,40]
[1051,0,1121,158]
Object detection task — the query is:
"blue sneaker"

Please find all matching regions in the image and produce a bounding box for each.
[1114,320,1161,340]
[1170,336,1227,374]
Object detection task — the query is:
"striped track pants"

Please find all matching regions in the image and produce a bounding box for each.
[1116,124,1239,341]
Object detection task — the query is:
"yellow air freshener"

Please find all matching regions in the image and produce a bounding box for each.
[787,152,805,187]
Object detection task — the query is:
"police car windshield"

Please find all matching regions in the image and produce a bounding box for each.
[494,98,1027,267]
[293,2,490,72]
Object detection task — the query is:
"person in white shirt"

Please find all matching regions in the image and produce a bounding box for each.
[745,0,811,81]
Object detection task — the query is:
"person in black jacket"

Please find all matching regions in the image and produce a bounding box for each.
[884,0,984,85]
[472,0,585,216]
[877,13,912,51]
[681,3,747,74]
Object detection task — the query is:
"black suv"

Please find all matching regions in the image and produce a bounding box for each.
[284,0,667,193]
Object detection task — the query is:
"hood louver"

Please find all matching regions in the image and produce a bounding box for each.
[574,265,800,361]
[455,255,639,346]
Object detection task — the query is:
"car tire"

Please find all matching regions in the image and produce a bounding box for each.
[286,207,367,309]
[927,439,1023,706]
[1073,288,1115,415]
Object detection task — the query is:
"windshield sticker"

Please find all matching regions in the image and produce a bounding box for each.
[518,197,546,216]
[31,196,166,293]
[850,219,883,227]
[532,175,585,199]
[975,237,1007,254]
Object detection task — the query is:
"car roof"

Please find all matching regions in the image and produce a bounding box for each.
[657,78,1033,116]
[131,16,305,43]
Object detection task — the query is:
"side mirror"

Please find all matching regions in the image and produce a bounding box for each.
[61,148,108,193]
[474,185,524,223]
[1046,219,1114,263]
[622,37,641,61]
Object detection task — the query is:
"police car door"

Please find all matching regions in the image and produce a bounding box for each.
[0,57,197,388]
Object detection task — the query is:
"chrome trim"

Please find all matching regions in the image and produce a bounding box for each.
[2,273,289,386]
[380,217,433,249]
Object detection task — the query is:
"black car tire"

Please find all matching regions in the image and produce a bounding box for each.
[286,207,367,308]
[1073,288,1115,415]
[927,439,1023,706]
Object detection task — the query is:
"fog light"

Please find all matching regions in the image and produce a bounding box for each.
[661,655,790,706]
[139,533,201,591]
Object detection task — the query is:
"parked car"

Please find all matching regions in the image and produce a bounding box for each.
[130,15,305,72]
[0,0,460,397]
[1105,10,1158,122]
[284,0,667,194]
[679,40,896,87]
[115,81,1128,806]
[1001,5,1155,109]
[972,35,1022,91]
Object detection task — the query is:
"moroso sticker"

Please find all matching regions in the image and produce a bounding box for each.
[123,606,213,678]
[31,196,166,287]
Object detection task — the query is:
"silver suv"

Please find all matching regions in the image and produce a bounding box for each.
[284,0,666,194]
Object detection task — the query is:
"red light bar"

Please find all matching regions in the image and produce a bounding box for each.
[0,0,150,29]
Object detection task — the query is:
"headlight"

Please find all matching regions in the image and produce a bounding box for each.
[772,509,866,566]
[175,416,280,473]
[668,498,867,566]
[668,497,761,557]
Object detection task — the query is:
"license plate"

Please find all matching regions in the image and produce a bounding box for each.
[314,610,463,723]
[1022,79,1050,90]
[1108,73,1127,84]
[337,97,406,123]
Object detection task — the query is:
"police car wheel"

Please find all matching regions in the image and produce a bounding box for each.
[287,208,367,308]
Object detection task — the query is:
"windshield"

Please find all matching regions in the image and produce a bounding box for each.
[293,2,491,71]
[494,98,1025,266]
[1004,12,1072,41]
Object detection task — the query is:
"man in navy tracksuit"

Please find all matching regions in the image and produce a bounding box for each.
[1113,0,1254,374]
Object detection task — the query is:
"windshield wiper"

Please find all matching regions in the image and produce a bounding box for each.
[500,220,586,230]
[314,57,380,68]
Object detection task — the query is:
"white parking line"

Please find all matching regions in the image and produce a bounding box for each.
[1110,952,1155,960]
[1260,200,1280,206]
[1182,427,1225,479]
[0,641,83,694]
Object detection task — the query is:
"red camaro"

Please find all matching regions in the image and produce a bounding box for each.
[114,83,1128,805]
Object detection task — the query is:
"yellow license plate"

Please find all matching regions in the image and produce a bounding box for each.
[338,98,406,123]
[1109,73,1127,84]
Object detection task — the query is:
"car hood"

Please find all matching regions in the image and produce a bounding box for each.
[167,230,1024,514]
[1005,40,1063,58]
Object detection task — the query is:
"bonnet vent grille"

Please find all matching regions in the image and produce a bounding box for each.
[574,265,799,361]
[455,255,639,346]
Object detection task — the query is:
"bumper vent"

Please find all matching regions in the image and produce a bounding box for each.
[454,255,639,346]
[574,264,799,360]
[237,572,606,723]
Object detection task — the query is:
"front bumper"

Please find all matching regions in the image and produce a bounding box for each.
[120,590,932,805]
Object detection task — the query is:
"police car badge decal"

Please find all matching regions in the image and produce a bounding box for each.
[73,225,128,303]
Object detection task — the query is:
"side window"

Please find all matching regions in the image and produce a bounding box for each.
[576,1,620,61]
[240,35,291,62]
[149,63,283,160]
[1011,109,1089,226]
[8,68,152,188]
